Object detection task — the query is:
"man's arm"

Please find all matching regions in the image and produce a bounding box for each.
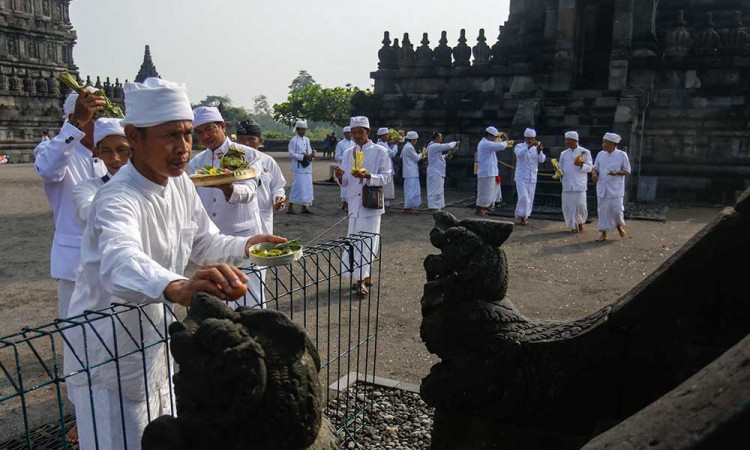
[288,137,304,161]
[366,150,393,187]
[34,123,84,183]
[72,179,99,224]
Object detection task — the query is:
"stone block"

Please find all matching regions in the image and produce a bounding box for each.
[685,70,701,89]
[614,105,634,124]
[509,75,536,94]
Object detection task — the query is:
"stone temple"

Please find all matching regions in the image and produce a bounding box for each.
[355,0,750,205]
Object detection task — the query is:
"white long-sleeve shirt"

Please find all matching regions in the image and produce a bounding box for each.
[337,141,393,218]
[513,142,546,182]
[401,142,422,178]
[66,162,249,399]
[559,146,593,192]
[34,121,107,281]
[288,134,313,174]
[476,138,508,178]
[426,141,457,177]
[71,173,115,224]
[594,149,631,198]
[188,138,262,236]
[335,138,354,163]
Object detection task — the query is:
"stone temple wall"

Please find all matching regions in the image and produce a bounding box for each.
[355,0,750,205]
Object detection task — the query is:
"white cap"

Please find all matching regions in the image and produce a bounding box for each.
[295,120,308,129]
[350,116,370,129]
[524,128,537,138]
[63,86,98,118]
[485,126,499,137]
[192,106,224,129]
[94,118,126,147]
[405,131,418,140]
[603,132,621,144]
[120,78,193,128]
[377,127,389,136]
[343,126,351,133]
[565,131,579,141]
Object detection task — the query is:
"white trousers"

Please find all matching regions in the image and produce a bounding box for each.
[476,177,499,208]
[57,278,76,319]
[427,174,445,209]
[403,177,421,209]
[289,172,314,206]
[514,179,537,219]
[562,191,588,229]
[72,382,172,450]
[597,196,625,231]
[342,215,381,281]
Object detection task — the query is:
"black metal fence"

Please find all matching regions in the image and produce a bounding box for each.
[0,233,381,449]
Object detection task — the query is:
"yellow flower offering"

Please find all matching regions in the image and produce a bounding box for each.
[351,147,367,177]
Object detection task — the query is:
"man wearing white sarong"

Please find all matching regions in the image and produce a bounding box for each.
[559,131,593,233]
[401,131,423,213]
[426,132,458,211]
[235,120,287,234]
[475,126,509,216]
[592,132,631,242]
[34,87,107,320]
[335,116,392,297]
[335,126,354,211]
[513,128,546,225]
[189,106,266,308]
[287,120,315,214]
[72,118,132,224]
[376,127,398,211]
[65,77,286,450]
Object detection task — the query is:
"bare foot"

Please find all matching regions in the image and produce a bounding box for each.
[520,218,529,225]
[617,226,627,237]
[66,423,78,444]
[578,224,586,233]
[595,232,607,242]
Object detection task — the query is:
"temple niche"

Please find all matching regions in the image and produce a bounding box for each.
[355,0,750,205]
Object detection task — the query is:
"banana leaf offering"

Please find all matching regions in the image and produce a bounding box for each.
[58,71,124,119]
[250,239,302,257]
[220,145,250,171]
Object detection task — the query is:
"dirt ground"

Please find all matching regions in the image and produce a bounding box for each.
[0,152,723,389]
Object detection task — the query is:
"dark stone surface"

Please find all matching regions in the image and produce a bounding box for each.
[420,187,750,449]
[141,293,339,450]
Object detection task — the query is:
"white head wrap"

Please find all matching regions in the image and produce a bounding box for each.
[120,78,193,128]
[343,126,351,133]
[62,86,98,118]
[350,116,370,129]
[565,131,579,141]
[485,126,500,137]
[295,120,308,129]
[524,128,537,138]
[377,127,389,136]
[94,118,126,147]
[192,106,224,129]
[406,131,418,140]
[603,132,622,144]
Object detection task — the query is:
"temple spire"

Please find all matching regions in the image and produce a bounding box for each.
[134,45,161,83]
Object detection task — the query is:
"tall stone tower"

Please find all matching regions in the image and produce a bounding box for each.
[135,44,160,83]
[0,0,79,160]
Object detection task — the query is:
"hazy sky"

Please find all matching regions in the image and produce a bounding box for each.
[70,0,510,110]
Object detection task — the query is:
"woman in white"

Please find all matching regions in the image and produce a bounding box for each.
[592,132,631,242]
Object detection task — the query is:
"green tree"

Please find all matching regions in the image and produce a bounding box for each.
[273,83,372,128]
[253,95,272,116]
[192,95,253,136]
[289,70,317,92]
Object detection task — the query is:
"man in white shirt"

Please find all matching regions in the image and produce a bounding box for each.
[592,132,631,242]
[426,132,458,211]
[334,116,392,297]
[335,126,354,211]
[376,127,398,212]
[235,119,287,234]
[65,77,286,450]
[401,131,423,214]
[475,126,510,216]
[559,131,593,233]
[513,128,546,225]
[34,86,107,319]
[287,120,315,214]
[72,118,132,224]
[189,106,266,307]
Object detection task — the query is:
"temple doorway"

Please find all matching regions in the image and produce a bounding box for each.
[577,0,615,88]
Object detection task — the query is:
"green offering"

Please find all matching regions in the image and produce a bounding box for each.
[250,239,302,258]
[58,71,124,119]
[221,145,250,171]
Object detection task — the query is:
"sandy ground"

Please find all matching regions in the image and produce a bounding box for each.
[0,152,722,390]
